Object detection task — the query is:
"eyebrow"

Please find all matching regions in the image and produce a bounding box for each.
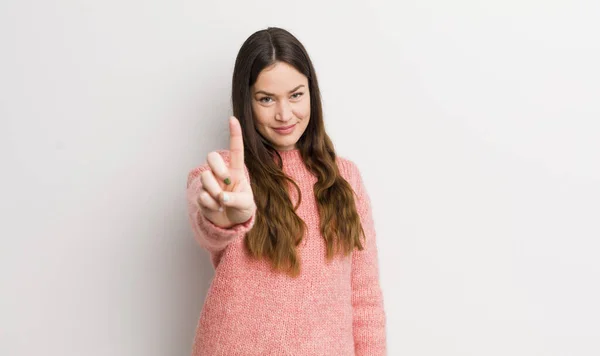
[254,84,305,96]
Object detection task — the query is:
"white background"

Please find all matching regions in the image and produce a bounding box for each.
[1,1,599,355]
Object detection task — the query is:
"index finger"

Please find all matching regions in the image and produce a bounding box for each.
[229,116,244,171]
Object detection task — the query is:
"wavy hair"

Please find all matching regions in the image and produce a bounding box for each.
[231,27,365,277]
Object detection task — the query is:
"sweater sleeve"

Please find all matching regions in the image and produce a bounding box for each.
[349,161,387,355]
[186,150,255,268]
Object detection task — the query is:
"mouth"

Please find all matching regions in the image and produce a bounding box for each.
[274,124,296,130]
[272,123,296,135]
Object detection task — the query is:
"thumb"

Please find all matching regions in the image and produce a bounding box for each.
[219,191,253,210]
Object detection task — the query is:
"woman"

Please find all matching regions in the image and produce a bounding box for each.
[186,27,386,355]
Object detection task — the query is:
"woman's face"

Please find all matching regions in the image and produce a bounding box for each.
[251,61,310,151]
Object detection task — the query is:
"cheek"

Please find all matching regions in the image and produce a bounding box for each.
[252,104,271,126]
[293,100,311,119]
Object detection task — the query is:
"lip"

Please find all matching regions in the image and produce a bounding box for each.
[273,124,296,135]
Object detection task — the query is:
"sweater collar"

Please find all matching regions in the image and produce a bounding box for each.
[275,148,302,164]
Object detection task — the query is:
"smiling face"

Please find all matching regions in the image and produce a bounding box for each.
[250,61,311,151]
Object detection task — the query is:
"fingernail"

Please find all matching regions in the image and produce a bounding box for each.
[222,192,229,202]
[224,177,231,185]
[218,206,224,212]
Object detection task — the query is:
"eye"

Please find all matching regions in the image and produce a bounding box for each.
[259,97,273,103]
[291,92,304,99]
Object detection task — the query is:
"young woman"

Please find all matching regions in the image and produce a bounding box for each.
[186,27,386,355]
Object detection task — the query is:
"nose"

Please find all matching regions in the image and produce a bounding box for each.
[275,100,293,122]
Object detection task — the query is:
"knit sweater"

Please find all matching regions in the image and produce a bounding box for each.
[186,148,386,355]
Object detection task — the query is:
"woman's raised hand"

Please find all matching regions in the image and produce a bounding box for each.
[197,116,256,228]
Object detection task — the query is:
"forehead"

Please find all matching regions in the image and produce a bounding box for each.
[252,62,308,92]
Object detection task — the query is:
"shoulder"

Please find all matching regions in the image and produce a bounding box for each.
[336,155,363,188]
[336,156,372,213]
[336,155,358,171]
[186,149,232,188]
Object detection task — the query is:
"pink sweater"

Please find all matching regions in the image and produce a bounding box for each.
[186,148,387,355]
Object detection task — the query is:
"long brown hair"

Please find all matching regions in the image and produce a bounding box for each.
[231,27,365,277]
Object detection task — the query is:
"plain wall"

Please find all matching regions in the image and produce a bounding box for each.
[1,0,599,355]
